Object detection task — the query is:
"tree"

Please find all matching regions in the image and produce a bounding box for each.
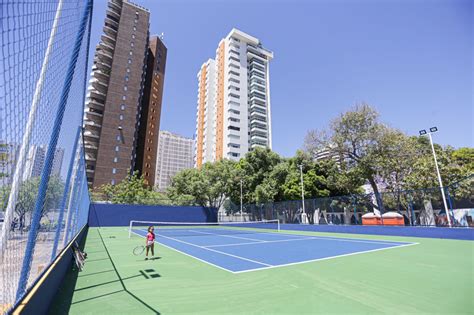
[304,103,415,211]
[96,172,169,205]
[168,159,237,209]
[1,176,64,229]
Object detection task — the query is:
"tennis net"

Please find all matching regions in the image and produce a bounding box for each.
[128,220,280,238]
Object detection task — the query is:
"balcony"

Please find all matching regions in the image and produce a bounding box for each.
[100,41,115,54]
[84,143,99,152]
[83,130,100,140]
[101,34,116,47]
[104,25,117,38]
[250,134,268,142]
[87,98,105,110]
[93,69,109,81]
[249,85,265,94]
[249,94,266,104]
[84,120,102,129]
[249,66,265,76]
[97,49,113,62]
[250,112,267,121]
[89,90,106,102]
[106,7,120,20]
[250,123,267,133]
[250,101,266,112]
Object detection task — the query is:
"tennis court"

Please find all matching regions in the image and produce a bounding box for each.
[130,222,416,273]
[49,224,473,314]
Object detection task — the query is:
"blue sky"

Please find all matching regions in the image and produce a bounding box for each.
[90,0,473,157]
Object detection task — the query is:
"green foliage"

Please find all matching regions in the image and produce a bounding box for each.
[168,159,237,208]
[304,103,473,209]
[0,176,64,227]
[95,172,170,205]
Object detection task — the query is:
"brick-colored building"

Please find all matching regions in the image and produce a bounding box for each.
[83,0,166,189]
[135,36,167,187]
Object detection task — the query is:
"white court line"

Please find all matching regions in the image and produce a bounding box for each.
[233,242,419,274]
[130,229,418,274]
[187,229,266,242]
[155,232,272,267]
[205,237,319,248]
[130,230,236,273]
[203,234,411,248]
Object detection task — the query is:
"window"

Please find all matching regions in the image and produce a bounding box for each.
[124,76,129,81]
[131,42,134,47]
[115,146,119,152]
[120,104,125,110]
[123,86,127,91]
[112,168,117,174]
[128,59,132,64]
[129,51,133,56]
[113,157,118,163]
[126,68,130,73]
[111,179,115,185]
[116,135,121,141]
[122,95,126,100]
[119,114,124,120]
[132,34,136,39]
[228,126,240,131]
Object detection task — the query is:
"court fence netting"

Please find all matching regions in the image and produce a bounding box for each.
[0,0,93,313]
[129,220,281,238]
[222,175,474,227]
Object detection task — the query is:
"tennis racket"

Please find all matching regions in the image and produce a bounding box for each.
[133,245,145,256]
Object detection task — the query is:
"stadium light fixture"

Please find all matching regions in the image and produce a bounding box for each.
[419,127,451,227]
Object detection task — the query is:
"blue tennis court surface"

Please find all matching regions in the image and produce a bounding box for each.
[132,227,416,273]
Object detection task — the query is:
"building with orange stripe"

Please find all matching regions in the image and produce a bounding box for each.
[195,29,273,167]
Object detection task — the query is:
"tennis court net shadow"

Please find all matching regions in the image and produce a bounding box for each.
[49,229,161,314]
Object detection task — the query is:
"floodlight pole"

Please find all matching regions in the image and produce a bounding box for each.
[299,164,308,224]
[426,131,452,227]
[240,179,243,221]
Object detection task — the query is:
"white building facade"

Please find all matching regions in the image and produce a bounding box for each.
[155,131,194,191]
[195,28,273,167]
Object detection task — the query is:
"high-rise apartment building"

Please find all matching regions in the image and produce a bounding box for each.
[83,0,166,189]
[135,36,167,187]
[155,131,194,191]
[195,29,273,167]
[23,145,64,180]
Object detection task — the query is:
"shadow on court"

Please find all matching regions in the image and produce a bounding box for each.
[49,229,161,314]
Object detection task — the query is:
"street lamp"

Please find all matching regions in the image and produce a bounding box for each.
[298,164,308,224]
[419,127,451,227]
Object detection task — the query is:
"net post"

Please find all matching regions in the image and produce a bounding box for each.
[129,221,134,238]
[277,219,280,231]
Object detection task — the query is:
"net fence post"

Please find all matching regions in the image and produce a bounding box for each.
[50,126,81,261]
[444,187,455,226]
[62,146,82,247]
[15,1,92,301]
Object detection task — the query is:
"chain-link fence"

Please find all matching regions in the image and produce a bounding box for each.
[0,0,93,312]
[222,175,474,227]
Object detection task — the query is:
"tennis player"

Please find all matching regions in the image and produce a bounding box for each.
[145,226,155,260]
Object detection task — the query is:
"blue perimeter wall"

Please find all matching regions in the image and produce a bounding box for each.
[88,203,217,227]
[280,224,474,241]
